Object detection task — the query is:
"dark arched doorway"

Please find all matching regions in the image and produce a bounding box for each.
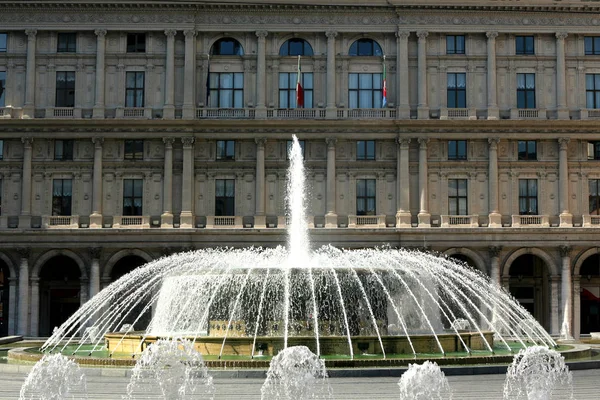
[509,254,550,330]
[0,259,10,336]
[449,254,478,270]
[111,255,147,282]
[39,256,81,336]
[580,254,600,334]
[111,255,151,331]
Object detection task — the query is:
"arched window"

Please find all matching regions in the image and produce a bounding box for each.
[211,38,244,56]
[349,39,383,57]
[279,38,314,56]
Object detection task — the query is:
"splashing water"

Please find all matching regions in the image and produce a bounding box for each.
[260,346,333,400]
[125,338,215,400]
[20,354,87,400]
[503,346,573,400]
[398,361,452,400]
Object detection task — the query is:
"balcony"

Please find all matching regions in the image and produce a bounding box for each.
[206,216,243,228]
[266,108,326,119]
[580,109,600,119]
[0,107,13,119]
[510,108,547,120]
[511,215,550,228]
[348,215,386,228]
[45,107,82,118]
[42,215,79,228]
[113,215,150,228]
[116,107,152,119]
[337,109,397,119]
[196,108,255,119]
[583,215,600,227]
[441,215,479,228]
[440,108,476,120]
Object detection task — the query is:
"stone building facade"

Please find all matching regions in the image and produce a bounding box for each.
[0,0,599,339]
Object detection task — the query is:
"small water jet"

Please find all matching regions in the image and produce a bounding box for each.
[397,360,452,400]
[503,346,573,400]
[260,345,332,400]
[125,338,215,400]
[19,354,87,400]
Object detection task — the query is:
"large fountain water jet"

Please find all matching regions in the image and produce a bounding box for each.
[398,360,452,400]
[19,354,87,400]
[40,135,555,362]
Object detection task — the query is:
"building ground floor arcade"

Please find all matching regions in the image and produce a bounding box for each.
[0,230,599,340]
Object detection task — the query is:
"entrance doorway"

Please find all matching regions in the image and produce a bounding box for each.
[509,254,549,330]
[580,254,600,334]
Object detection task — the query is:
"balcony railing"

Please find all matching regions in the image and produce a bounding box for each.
[42,215,79,228]
[440,108,476,120]
[196,108,255,119]
[0,107,10,118]
[441,215,479,227]
[337,109,397,119]
[113,215,150,228]
[581,109,600,119]
[511,108,547,120]
[511,215,550,228]
[46,107,81,118]
[116,107,152,119]
[583,215,600,227]
[348,215,386,228]
[266,108,326,119]
[205,215,243,228]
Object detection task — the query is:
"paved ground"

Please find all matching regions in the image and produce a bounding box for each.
[1,368,598,399]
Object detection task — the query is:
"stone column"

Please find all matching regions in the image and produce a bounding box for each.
[8,277,17,335]
[396,30,410,119]
[23,29,37,118]
[161,138,175,227]
[573,274,581,339]
[29,277,39,337]
[558,138,572,226]
[550,275,560,335]
[19,138,33,229]
[17,248,29,336]
[486,32,499,119]
[89,247,101,300]
[163,29,177,119]
[488,246,502,286]
[325,31,338,118]
[92,29,107,119]
[417,138,430,226]
[396,137,411,227]
[255,138,267,228]
[556,32,569,119]
[325,138,337,228]
[180,137,195,228]
[559,246,573,339]
[182,30,197,119]
[417,31,429,119]
[255,31,268,118]
[90,137,104,228]
[488,138,501,227]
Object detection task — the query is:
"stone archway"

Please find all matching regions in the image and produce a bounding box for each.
[442,248,487,274]
[0,252,16,336]
[574,250,600,335]
[102,249,153,282]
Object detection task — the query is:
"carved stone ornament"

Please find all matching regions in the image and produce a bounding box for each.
[94,29,107,38]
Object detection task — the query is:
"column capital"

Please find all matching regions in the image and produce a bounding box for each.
[558,137,570,149]
[396,137,411,147]
[488,137,500,148]
[16,247,31,259]
[325,137,337,148]
[25,29,37,39]
[89,247,102,259]
[92,136,104,147]
[486,31,499,40]
[164,29,177,38]
[181,137,195,147]
[163,137,175,147]
[94,29,107,38]
[559,245,572,258]
[417,31,429,40]
[255,137,267,148]
[21,137,33,147]
[325,31,338,40]
[556,32,569,40]
[255,30,268,39]
[488,245,502,258]
[184,30,197,39]
[417,138,429,148]
[396,30,410,40]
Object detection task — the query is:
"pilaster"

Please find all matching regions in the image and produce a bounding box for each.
[161,138,175,227]
[163,29,177,119]
[417,138,430,226]
[486,31,499,119]
[325,137,337,227]
[23,29,37,118]
[396,137,411,227]
[417,31,429,119]
[325,31,338,119]
[92,29,107,119]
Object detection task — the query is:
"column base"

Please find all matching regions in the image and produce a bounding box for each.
[325,107,337,119]
[18,215,31,229]
[488,212,502,228]
[182,105,195,120]
[417,107,429,120]
[417,212,431,227]
[22,105,35,119]
[557,108,570,120]
[89,213,103,229]
[397,106,411,119]
[254,215,266,229]
[180,212,194,229]
[487,107,499,120]
[162,105,175,120]
[395,211,412,228]
[559,212,573,227]
[325,213,338,228]
[92,106,105,119]
[255,106,267,119]
[161,212,174,228]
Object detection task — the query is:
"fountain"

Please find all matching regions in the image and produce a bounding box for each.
[503,346,573,400]
[38,136,555,364]
[19,354,87,400]
[260,345,332,400]
[398,360,452,400]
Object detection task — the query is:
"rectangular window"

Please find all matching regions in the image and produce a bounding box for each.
[0,178,2,216]
[448,140,467,160]
[588,142,600,160]
[54,140,74,161]
[447,73,466,108]
[517,73,536,109]
[286,140,305,160]
[349,73,382,108]
[519,179,538,215]
[585,37,600,55]
[518,141,537,161]
[0,140,3,160]
[357,140,375,161]
[586,74,600,109]
[125,72,145,108]
[209,72,244,108]
[446,35,465,55]
[124,139,143,161]
[0,71,5,107]
[216,140,235,160]
[52,179,72,216]
[0,33,6,52]
[57,33,76,53]
[356,179,376,216]
[127,33,146,53]
[590,179,600,215]
[448,179,468,215]
[516,36,535,55]
[215,179,235,216]
[123,179,143,216]
[279,72,313,108]
[55,71,75,108]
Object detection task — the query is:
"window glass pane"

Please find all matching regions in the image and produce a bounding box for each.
[0,71,5,107]
[459,198,467,215]
[448,141,456,159]
[528,142,536,159]
[349,92,358,109]
[279,73,288,89]
[585,37,593,54]
[349,74,358,89]
[215,180,224,196]
[587,74,594,90]
[458,179,467,195]
[359,74,372,89]
[357,142,365,160]
[367,180,376,195]
[458,141,466,158]
[595,37,600,53]
[447,36,455,53]
[447,74,456,88]
[304,73,313,89]
[519,180,527,196]
[358,40,370,56]
[360,90,372,108]
[528,179,537,195]
[356,180,365,197]
[226,141,235,157]
[225,180,235,197]
[234,73,243,88]
[448,179,457,197]
[373,74,382,89]
[136,72,144,88]
[457,36,465,53]
[367,141,375,159]
[0,33,6,52]
[525,37,534,54]
[526,74,535,88]
[457,91,466,108]
[517,74,525,89]
[220,73,233,89]
[220,89,232,108]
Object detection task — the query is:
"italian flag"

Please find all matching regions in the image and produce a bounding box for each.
[296,55,304,108]
[382,55,387,108]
